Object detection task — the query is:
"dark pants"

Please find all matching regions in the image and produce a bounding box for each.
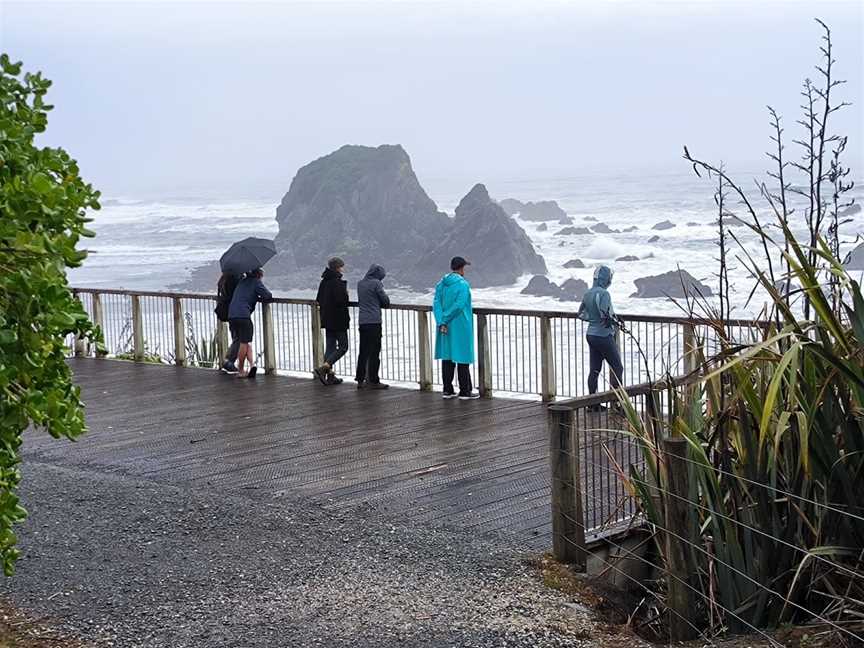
[324,329,349,367]
[226,335,240,363]
[586,334,624,394]
[356,324,382,383]
[442,360,473,395]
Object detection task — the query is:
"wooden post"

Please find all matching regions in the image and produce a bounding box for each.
[549,406,587,570]
[682,322,702,413]
[216,320,229,365]
[663,436,697,641]
[91,292,107,357]
[262,301,277,375]
[131,294,144,362]
[417,310,433,391]
[476,313,493,399]
[310,303,324,371]
[540,315,556,402]
[172,297,186,366]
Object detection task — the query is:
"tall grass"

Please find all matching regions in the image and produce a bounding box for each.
[619,19,863,642]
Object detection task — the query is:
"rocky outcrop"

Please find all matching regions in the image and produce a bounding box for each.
[631,270,713,299]
[521,275,580,301]
[537,223,548,232]
[405,184,547,289]
[561,278,588,300]
[558,216,574,225]
[584,216,597,222]
[519,200,567,221]
[616,255,639,262]
[274,144,450,271]
[498,198,524,216]
[687,221,701,227]
[555,226,591,236]
[648,235,661,243]
[271,145,545,290]
[652,220,675,231]
[501,199,567,221]
[521,275,562,298]
[622,226,638,232]
[592,223,619,234]
[844,242,864,271]
[563,258,586,269]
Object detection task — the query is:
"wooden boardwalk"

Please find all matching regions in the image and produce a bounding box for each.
[25,359,553,546]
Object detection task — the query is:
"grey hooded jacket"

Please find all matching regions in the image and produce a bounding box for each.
[577,265,616,337]
[357,264,390,325]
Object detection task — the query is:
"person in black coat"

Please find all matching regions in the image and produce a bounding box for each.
[314,257,350,385]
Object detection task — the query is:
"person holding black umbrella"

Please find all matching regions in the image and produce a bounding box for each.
[219,237,277,378]
[227,268,272,378]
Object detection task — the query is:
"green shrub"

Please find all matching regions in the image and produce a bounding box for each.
[0,55,101,575]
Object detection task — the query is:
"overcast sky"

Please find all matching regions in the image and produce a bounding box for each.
[2,0,862,197]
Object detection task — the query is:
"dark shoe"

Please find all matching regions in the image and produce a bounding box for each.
[369,382,389,390]
[247,366,258,379]
[326,373,343,385]
[221,361,238,375]
[314,366,329,385]
[356,380,367,390]
[458,392,481,400]
[442,392,458,400]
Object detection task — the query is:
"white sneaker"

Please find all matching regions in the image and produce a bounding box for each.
[458,392,481,400]
[442,392,458,400]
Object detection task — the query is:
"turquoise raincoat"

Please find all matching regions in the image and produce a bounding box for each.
[433,272,475,364]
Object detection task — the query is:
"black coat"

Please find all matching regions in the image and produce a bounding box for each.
[316,268,350,331]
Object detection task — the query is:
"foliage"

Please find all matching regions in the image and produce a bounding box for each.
[0,54,101,575]
[620,21,863,643]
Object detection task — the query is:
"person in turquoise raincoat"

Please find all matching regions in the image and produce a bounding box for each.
[433,256,479,400]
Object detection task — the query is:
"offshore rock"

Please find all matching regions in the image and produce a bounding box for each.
[631,270,713,299]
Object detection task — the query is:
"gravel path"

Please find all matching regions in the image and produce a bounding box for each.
[1,460,640,648]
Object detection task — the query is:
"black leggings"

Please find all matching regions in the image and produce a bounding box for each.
[586,334,623,394]
[356,324,382,383]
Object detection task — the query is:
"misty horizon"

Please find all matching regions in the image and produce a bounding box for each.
[2,0,861,198]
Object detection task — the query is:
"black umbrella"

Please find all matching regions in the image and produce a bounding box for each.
[219,237,277,274]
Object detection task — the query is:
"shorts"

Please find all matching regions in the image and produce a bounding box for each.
[229,318,254,344]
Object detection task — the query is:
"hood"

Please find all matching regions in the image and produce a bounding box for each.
[321,267,342,280]
[592,265,613,288]
[364,264,386,280]
[439,272,464,287]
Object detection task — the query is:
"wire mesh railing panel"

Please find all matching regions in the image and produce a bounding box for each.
[379,307,420,384]
[486,313,541,395]
[182,296,219,368]
[138,295,175,363]
[272,302,313,374]
[100,292,133,357]
[572,394,647,537]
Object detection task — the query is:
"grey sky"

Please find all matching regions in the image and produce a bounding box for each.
[2,0,862,197]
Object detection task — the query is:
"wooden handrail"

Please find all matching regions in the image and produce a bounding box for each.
[70,287,767,328]
[550,372,706,410]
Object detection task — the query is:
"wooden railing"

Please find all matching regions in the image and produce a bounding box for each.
[70,287,765,401]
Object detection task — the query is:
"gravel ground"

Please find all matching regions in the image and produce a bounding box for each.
[1,460,647,648]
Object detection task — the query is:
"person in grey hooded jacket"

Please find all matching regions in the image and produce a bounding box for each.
[577,265,624,406]
[355,264,390,389]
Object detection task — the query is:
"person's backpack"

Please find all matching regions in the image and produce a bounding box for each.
[214,274,237,322]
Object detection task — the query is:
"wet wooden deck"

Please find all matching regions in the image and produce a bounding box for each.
[25,359,554,546]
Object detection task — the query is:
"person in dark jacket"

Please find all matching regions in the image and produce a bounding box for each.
[314,257,350,385]
[216,272,241,374]
[227,268,272,378]
[355,264,390,390]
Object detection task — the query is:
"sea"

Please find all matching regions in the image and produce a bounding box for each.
[68,171,864,319]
